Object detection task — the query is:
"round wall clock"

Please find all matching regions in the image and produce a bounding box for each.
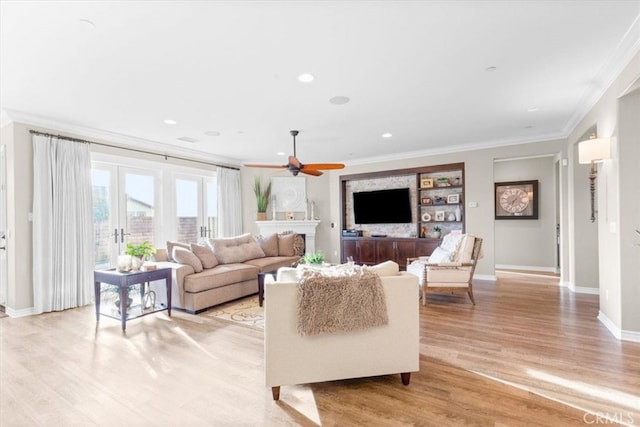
[494,180,539,219]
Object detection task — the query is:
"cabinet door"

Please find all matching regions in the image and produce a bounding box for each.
[415,240,440,258]
[342,240,358,263]
[395,241,416,269]
[359,240,377,265]
[375,240,395,264]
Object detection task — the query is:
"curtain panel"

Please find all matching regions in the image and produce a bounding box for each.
[32,135,94,313]
[217,167,242,237]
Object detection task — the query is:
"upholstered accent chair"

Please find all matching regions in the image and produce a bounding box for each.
[406,234,483,305]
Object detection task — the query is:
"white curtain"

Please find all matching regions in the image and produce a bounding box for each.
[32,134,94,314]
[217,167,242,237]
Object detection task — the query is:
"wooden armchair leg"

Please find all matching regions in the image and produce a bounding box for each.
[271,386,280,400]
[401,372,411,385]
[467,287,476,305]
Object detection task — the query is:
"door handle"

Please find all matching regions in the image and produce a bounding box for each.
[120,228,130,243]
[0,232,5,250]
[113,228,119,244]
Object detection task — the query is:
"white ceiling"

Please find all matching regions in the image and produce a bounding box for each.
[2,1,639,167]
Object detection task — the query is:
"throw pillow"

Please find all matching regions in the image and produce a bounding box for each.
[257,233,279,257]
[429,246,454,263]
[277,233,296,256]
[190,243,219,269]
[369,260,399,277]
[293,234,305,256]
[166,240,190,262]
[210,233,265,264]
[172,247,204,273]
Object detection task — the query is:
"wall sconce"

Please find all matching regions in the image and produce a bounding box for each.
[578,134,611,222]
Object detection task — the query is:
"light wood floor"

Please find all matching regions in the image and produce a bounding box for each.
[1,273,639,426]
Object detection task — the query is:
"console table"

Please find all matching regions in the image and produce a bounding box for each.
[94,268,172,331]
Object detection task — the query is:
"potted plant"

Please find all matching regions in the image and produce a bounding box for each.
[299,252,325,265]
[253,177,272,221]
[432,226,442,239]
[118,241,156,272]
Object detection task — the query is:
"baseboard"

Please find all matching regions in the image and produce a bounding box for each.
[495,264,559,273]
[473,274,496,282]
[598,311,640,343]
[568,282,600,295]
[5,306,35,318]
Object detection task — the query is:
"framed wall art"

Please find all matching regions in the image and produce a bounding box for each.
[272,176,306,212]
[420,177,434,188]
[494,180,539,219]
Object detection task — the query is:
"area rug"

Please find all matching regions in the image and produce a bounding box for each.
[202,295,264,330]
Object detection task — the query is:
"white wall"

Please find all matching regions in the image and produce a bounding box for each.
[566,51,640,339]
[494,156,557,270]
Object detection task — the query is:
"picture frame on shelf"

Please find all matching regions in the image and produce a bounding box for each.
[447,193,460,204]
[494,180,539,219]
[421,212,432,222]
[420,177,434,188]
[421,197,432,205]
[435,210,445,221]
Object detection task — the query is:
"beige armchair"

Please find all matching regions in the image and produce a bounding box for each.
[407,234,483,305]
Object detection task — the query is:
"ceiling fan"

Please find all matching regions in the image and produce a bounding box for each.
[244,130,345,176]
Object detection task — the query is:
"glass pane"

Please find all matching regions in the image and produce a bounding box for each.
[205,178,217,238]
[92,169,112,268]
[176,178,199,243]
[125,173,155,245]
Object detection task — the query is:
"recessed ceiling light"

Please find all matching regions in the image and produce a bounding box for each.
[298,73,314,83]
[527,106,539,112]
[204,130,220,136]
[276,152,286,156]
[329,96,350,105]
[382,133,393,138]
[78,19,95,30]
[163,119,177,125]
[485,66,497,72]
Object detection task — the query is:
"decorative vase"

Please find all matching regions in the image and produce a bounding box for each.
[455,206,461,222]
[257,212,267,221]
[131,256,143,272]
[432,231,441,239]
[117,255,133,272]
[447,213,456,221]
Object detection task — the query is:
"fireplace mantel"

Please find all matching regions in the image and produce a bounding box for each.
[256,220,320,254]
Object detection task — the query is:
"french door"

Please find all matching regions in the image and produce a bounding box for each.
[174,175,217,243]
[0,145,7,306]
[92,164,161,269]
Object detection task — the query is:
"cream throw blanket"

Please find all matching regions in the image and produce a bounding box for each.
[296,265,388,336]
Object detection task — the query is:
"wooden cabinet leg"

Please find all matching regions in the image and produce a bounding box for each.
[401,372,411,385]
[271,386,280,400]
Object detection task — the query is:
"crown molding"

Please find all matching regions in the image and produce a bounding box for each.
[1,109,243,168]
[343,131,565,167]
[562,14,640,136]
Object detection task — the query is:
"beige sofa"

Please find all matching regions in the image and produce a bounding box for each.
[264,263,420,400]
[154,233,301,313]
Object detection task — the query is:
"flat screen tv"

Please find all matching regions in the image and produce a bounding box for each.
[353,188,412,224]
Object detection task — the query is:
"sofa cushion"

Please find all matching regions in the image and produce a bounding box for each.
[453,235,476,263]
[369,260,400,277]
[293,234,305,256]
[429,247,454,263]
[190,243,219,269]
[167,241,190,262]
[244,256,300,273]
[173,247,204,273]
[257,233,279,257]
[153,248,169,262]
[183,263,259,293]
[210,233,265,264]
[277,233,296,256]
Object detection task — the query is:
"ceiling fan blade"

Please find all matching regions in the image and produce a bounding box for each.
[243,163,287,169]
[302,163,345,170]
[300,168,323,176]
